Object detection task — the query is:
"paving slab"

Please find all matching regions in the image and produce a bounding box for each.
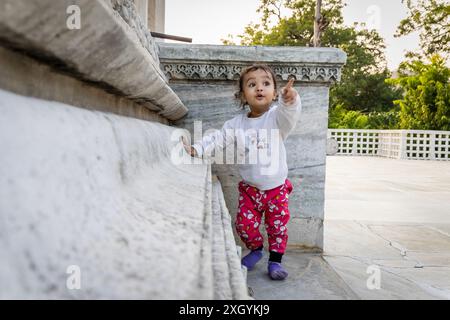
[322,255,438,300]
[323,156,450,300]
[242,157,450,300]
[325,156,450,224]
[368,224,450,253]
[245,249,358,300]
[324,220,403,260]
[324,220,450,299]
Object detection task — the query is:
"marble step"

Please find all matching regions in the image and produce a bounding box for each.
[211,175,251,300]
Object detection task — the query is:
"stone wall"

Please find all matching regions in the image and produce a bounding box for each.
[0,88,248,299]
[159,43,347,251]
[0,0,185,121]
[0,46,168,124]
[112,0,160,64]
[0,0,248,298]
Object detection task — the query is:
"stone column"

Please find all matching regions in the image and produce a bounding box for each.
[159,44,346,251]
[148,0,165,33]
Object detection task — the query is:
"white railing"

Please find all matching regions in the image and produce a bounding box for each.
[328,129,450,161]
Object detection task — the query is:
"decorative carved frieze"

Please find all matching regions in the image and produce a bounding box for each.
[160,62,342,83]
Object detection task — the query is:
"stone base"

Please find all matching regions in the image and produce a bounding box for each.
[0,46,167,124]
[287,217,324,252]
[0,88,248,299]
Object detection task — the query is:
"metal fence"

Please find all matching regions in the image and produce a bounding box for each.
[327,129,450,161]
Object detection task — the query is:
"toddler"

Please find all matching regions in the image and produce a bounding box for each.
[183,64,301,280]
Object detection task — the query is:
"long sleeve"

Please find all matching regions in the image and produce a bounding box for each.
[276,93,302,140]
[192,119,236,158]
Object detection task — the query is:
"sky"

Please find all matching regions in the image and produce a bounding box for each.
[164,0,421,71]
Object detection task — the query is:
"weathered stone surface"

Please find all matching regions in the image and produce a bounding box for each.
[246,250,358,300]
[325,156,450,222]
[323,157,450,299]
[111,0,160,63]
[0,88,210,299]
[0,0,187,120]
[0,46,168,124]
[324,220,450,299]
[368,225,450,252]
[244,156,450,300]
[159,43,347,86]
[159,44,347,69]
[323,255,439,299]
[211,175,250,300]
[324,220,403,260]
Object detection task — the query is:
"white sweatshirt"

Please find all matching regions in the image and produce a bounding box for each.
[193,94,301,190]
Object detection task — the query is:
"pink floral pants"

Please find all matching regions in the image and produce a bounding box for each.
[235,179,293,254]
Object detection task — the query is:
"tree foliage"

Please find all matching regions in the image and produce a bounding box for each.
[387,55,450,130]
[328,104,400,129]
[395,0,450,57]
[328,104,369,129]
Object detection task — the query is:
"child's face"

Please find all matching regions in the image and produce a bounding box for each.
[242,69,277,115]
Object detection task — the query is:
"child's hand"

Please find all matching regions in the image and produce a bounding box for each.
[280,78,298,105]
[181,136,198,157]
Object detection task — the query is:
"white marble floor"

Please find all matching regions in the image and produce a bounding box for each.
[324,156,450,299]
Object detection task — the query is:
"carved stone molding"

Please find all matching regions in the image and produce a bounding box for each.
[0,0,187,120]
[112,0,160,64]
[161,62,342,83]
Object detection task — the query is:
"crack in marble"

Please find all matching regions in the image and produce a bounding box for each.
[360,222,427,268]
[324,254,432,296]
[427,225,450,239]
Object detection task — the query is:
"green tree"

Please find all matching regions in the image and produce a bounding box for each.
[223,0,402,120]
[396,0,450,57]
[328,104,400,129]
[328,104,369,129]
[387,55,450,130]
[331,69,402,113]
[366,110,400,129]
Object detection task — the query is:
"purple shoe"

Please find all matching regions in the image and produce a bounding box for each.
[268,262,288,280]
[241,249,263,270]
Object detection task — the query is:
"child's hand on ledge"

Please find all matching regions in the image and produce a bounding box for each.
[280,78,298,105]
[181,136,198,157]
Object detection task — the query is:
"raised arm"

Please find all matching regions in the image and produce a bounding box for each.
[276,78,302,140]
[280,78,297,105]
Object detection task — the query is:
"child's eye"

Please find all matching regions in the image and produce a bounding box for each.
[248,83,256,88]
[264,81,272,86]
